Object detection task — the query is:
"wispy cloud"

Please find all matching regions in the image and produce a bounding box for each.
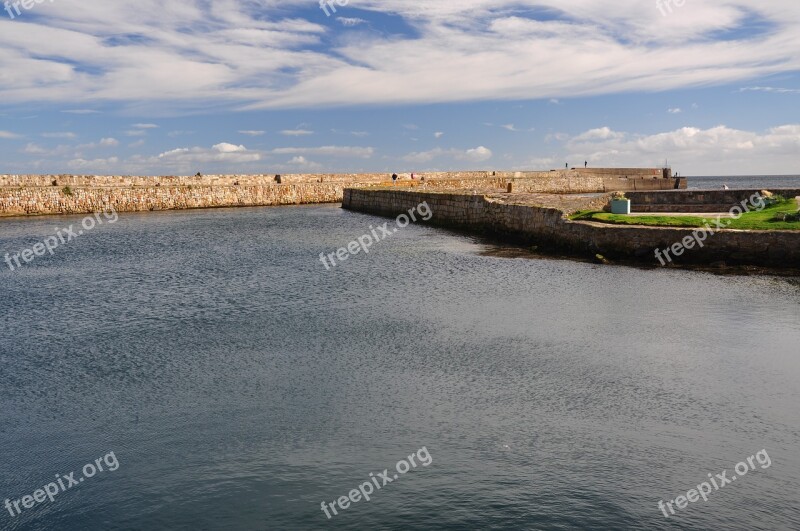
[271,146,374,158]
[0,2,796,112]
[563,124,800,174]
[61,109,101,115]
[0,131,22,139]
[286,155,322,169]
[239,130,266,136]
[739,86,800,94]
[280,129,314,136]
[404,146,493,163]
[42,132,77,139]
[668,108,683,114]
[337,17,367,27]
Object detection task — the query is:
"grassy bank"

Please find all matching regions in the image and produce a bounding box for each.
[571,198,800,230]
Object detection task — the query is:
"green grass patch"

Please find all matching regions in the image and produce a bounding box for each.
[570,199,800,230]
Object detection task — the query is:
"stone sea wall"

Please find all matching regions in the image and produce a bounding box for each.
[627,189,800,213]
[342,189,800,268]
[0,169,684,217]
[0,183,355,217]
[0,168,675,188]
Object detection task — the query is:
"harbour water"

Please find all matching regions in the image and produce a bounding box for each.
[1,196,799,529]
[688,174,800,189]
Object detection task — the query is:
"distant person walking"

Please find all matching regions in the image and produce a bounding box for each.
[392,173,398,186]
[565,163,568,169]
[584,161,588,168]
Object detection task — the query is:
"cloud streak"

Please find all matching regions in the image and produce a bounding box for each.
[0,1,797,111]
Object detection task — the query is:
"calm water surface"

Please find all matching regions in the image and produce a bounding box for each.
[1,204,799,530]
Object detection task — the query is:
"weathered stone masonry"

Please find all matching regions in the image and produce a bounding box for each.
[342,189,800,268]
[0,169,684,217]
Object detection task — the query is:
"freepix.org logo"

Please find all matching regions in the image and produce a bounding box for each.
[319,0,348,17]
[4,207,118,272]
[4,0,55,20]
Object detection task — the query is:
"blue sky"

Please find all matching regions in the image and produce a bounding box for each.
[1,0,799,176]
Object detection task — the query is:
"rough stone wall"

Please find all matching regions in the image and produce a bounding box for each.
[627,189,800,212]
[342,189,800,267]
[0,183,357,216]
[0,169,683,189]
[0,169,685,217]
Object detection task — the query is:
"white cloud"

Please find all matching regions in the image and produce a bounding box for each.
[546,132,570,142]
[563,124,800,174]
[61,109,101,114]
[0,2,797,111]
[132,123,159,129]
[280,129,314,136]
[572,127,624,142]
[67,157,120,170]
[351,131,369,137]
[668,108,683,114]
[213,142,247,153]
[125,130,147,137]
[0,131,22,139]
[271,145,374,158]
[42,132,76,139]
[739,86,800,94]
[129,139,145,148]
[239,130,265,136]
[78,137,120,149]
[286,155,322,169]
[463,146,493,161]
[337,17,367,27]
[404,145,493,163]
[434,132,444,138]
[22,143,48,154]
[499,124,534,132]
[149,143,261,171]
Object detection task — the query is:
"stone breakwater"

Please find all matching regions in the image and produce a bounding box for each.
[342,188,800,268]
[0,183,352,217]
[0,169,684,217]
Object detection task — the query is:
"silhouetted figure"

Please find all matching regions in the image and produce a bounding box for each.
[565,163,568,169]
[585,161,588,168]
[392,173,398,184]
